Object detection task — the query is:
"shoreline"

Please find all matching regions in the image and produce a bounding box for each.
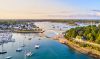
[65,39,100,59]
[0,30,44,33]
[13,30,44,33]
[56,38,100,59]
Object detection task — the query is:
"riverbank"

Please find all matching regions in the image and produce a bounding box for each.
[55,36,100,59]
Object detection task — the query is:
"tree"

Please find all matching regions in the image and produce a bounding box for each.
[86,33,94,41]
[95,34,100,44]
[64,25,100,44]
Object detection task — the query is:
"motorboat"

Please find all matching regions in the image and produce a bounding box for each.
[6,56,12,59]
[16,48,22,52]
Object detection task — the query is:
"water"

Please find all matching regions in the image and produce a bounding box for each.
[0,22,94,59]
[35,22,76,31]
[0,33,94,59]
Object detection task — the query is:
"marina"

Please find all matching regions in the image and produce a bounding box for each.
[0,22,95,59]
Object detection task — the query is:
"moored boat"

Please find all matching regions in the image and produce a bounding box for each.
[35,44,40,49]
[28,38,32,40]
[0,51,7,54]
[0,43,7,54]
[16,48,22,52]
[6,56,12,59]
[26,52,32,57]
[21,44,26,47]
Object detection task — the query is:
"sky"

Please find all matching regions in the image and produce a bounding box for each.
[0,0,100,19]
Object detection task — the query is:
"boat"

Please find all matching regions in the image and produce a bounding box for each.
[63,27,68,28]
[26,52,32,57]
[35,44,40,49]
[21,44,26,47]
[0,50,7,54]
[6,56,12,59]
[0,33,13,43]
[21,38,26,47]
[28,38,32,40]
[39,38,41,40]
[16,48,22,52]
[0,43,7,54]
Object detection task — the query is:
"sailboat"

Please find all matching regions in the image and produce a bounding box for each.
[23,34,27,47]
[35,44,40,49]
[21,44,25,47]
[16,42,23,52]
[28,38,32,40]
[39,38,41,40]
[0,32,13,54]
[16,48,22,52]
[6,56,12,59]
[0,43,7,54]
[21,38,26,47]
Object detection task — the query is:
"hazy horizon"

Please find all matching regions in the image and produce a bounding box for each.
[0,0,100,19]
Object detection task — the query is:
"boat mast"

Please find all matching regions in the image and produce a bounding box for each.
[1,43,3,52]
[24,50,26,59]
[1,37,4,52]
[23,34,26,46]
[23,38,25,46]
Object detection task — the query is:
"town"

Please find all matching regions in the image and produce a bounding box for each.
[0,21,43,33]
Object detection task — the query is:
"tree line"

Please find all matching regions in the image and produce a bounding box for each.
[64,25,100,44]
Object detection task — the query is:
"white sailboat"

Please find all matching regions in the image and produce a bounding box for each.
[6,56,12,59]
[0,43,7,54]
[16,42,23,52]
[0,32,14,59]
[21,44,25,47]
[16,48,22,52]
[21,37,26,47]
[35,44,40,49]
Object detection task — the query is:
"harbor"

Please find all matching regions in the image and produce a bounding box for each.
[0,33,94,59]
[0,0,100,59]
[0,22,95,59]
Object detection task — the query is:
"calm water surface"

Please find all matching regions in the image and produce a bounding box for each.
[0,33,94,59]
[0,22,94,59]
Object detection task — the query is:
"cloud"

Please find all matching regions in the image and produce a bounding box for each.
[91,10,100,16]
[92,10,100,12]
[96,12,100,16]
